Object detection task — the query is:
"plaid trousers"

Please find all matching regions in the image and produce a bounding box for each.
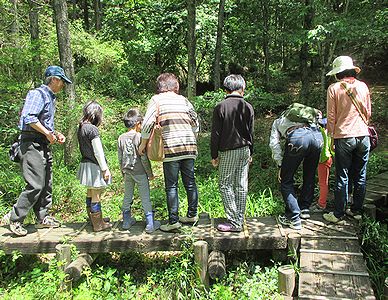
[218,146,250,227]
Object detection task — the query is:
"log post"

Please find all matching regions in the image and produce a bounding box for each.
[64,253,94,282]
[55,244,72,291]
[278,265,295,297]
[208,250,226,280]
[287,232,301,261]
[193,241,209,288]
[363,204,376,220]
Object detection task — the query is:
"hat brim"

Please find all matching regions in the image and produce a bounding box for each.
[326,66,361,76]
[60,75,72,84]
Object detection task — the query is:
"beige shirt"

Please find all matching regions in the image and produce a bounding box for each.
[327,78,370,139]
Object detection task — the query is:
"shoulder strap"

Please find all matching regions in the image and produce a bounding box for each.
[340,82,368,125]
[153,99,160,126]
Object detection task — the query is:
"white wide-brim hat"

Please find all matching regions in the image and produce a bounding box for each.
[326,56,361,76]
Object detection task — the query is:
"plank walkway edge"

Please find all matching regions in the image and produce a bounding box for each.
[299,295,376,300]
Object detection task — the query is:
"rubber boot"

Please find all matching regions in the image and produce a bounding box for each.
[90,211,112,232]
[122,210,136,230]
[145,212,161,234]
[87,207,110,223]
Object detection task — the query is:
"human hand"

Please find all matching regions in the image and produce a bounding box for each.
[211,158,219,167]
[249,156,253,164]
[102,169,111,182]
[138,139,148,155]
[46,132,57,144]
[55,131,66,144]
[277,168,282,183]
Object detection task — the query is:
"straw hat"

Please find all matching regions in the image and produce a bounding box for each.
[326,56,361,76]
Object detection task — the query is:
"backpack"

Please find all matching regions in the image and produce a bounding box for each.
[121,137,137,170]
[282,102,320,124]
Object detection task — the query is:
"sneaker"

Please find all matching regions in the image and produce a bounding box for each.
[216,222,242,232]
[345,208,362,220]
[1,212,11,226]
[10,221,27,237]
[300,209,310,219]
[310,203,326,213]
[323,212,341,223]
[35,216,61,229]
[179,215,199,224]
[278,215,302,230]
[160,222,182,232]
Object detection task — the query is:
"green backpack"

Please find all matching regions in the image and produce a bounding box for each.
[282,103,320,124]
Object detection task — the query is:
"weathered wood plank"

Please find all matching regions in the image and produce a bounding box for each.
[299,273,375,299]
[301,237,361,253]
[300,252,367,273]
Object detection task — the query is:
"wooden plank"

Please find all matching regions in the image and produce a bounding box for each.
[301,237,361,253]
[300,252,367,273]
[301,270,369,276]
[304,219,357,236]
[301,235,358,240]
[299,273,375,299]
[299,295,375,300]
[300,249,363,256]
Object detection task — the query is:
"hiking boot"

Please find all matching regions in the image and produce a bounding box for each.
[300,209,311,219]
[90,211,112,232]
[278,215,302,230]
[35,216,61,229]
[323,212,342,223]
[10,221,27,237]
[87,207,110,223]
[122,210,136,230]
[179,215,199,224]
[160,222,181,232]
[1,212,11,226]
[345,208,362,221]
[216,222,242,232]
[145,212,161,234]
[310,203,326,213]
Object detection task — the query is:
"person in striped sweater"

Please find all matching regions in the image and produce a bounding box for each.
[139,73,200,232]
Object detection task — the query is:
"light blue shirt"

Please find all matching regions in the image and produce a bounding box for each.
[19,85,56,132]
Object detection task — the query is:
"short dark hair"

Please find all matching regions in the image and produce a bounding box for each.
[223,74,246,92]
[81,101,103,126]
[123,109,142,128]
[336,69,358,80]
[156,73,179,94]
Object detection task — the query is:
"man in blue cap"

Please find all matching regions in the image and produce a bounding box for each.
[4,66,72,236]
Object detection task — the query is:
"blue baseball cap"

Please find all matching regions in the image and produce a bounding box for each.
[44,66,72,84]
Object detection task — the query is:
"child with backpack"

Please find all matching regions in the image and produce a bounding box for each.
[310,117,334,212]
[117,109,160,233]
[77,101,112,232]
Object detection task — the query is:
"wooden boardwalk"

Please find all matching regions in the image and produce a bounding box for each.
[0,216,287,254]
[0,171,386,299]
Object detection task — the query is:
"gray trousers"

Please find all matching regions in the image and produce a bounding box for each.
[218,146,250,227]
[122,173,152,214]
[10,140,53,223]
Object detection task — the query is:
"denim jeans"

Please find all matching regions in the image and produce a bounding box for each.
[163,159,198,224]
[333,136,370,218]
[280,127,322,223]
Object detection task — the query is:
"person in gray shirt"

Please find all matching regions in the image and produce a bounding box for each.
[118,109,160,233]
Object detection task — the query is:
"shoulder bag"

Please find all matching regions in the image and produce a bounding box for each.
[146,100,165,161]
[340,82,378,151]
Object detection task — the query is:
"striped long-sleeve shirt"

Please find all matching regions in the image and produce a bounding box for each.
[141,92,199,162]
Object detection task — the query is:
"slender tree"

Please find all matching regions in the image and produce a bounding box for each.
[299,0,314,104]
[261,0,270,90]
[83,0,90,31]
[28,0,41,87]
[213,0,225,90]
[9,0,19,45]
[53,0,77,165]
[187,0,196,100]
[94,0,102,31]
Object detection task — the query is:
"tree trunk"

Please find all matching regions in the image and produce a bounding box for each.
[299,0,314,104]
[29,0,42,87]
[83,0,90,31]
[213,0,225,90]
[187,0,196,100]
[262,0,270,90]
[9,0,19,45]
[94,0,102,31]
[53,0,77,166]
